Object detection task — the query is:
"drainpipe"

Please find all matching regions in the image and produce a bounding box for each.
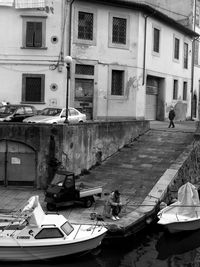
[191,0,197,120]
[66,0,74,57]
[143,15,149,86]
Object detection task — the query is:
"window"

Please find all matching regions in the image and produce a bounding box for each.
[75,79,94,99]
[22,74,45,103]
[194,39,199,65]
[173,80,178,100]
[24,106,34,114]
[21,16,47,49]
[61,222,74,236]
[74,7,97,45]
[196,7,200,26]
[174,37,180,60]
[183,43,188,68]
[112,17,127,45]
[75,64,94,75]
[111,70,124,96]
[153,28,160,53]
[109,13,129,49]
[35,228,63,239]
[15,107,24,115]
[183,82,187,100]
[78,11,93,40]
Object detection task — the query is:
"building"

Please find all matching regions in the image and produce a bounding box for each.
[137,0,200,120]
[0,0,67,111]
[0,0,198,121]
[67,0,198,120]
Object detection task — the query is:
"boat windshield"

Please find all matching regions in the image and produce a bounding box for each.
[61,221,74,236]
[51,173,65,186]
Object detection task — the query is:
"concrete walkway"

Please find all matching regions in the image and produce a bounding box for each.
[0,120,197,237]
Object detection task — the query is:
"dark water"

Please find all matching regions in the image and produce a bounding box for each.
[2,225,200,267]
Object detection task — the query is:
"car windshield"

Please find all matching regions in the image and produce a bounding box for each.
[40,108,62,116]
[0,106,17,114]
[51,173,65,186]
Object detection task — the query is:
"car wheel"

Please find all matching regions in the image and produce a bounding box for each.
[46,203,57,211]
[83,197,94,208]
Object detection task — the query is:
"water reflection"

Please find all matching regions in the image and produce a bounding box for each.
[156,228,200,266]
[2,227,200,266]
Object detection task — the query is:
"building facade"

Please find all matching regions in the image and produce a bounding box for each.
[67,0,197,121]
[139,0,200,120]
[0,0,67,111]
[0,0,198,121]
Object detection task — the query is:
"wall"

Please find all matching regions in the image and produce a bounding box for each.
[0,121,149,188]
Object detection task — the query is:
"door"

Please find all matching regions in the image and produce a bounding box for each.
[0,140,36,186]
[74,78,94,120]
[145,76,159,120]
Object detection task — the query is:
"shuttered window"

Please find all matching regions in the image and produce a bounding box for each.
[153,28,160,53]
[22,74,45,103]
[111,70,124,96]
[183,82,187,100]
[21,16,47,49]
[184,43,188,68]
[173,80,178,100]
[26,22,42,47]
[174,38,180,60]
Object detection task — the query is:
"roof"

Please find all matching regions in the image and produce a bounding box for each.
[85,0,199,38]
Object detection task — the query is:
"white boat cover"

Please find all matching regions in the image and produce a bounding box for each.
[22,195,45,227]
[158,182,200,222]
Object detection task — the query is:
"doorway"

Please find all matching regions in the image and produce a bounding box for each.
[0,140,36,186]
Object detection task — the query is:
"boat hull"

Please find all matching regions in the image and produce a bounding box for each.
[0,233,106,261]
[159,219,200,233]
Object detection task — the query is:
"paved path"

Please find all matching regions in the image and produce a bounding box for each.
[0,120,196,236]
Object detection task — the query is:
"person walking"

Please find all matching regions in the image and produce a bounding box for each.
[168,106,175,128]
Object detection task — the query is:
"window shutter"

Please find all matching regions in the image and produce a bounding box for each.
[26,22,34,47]
[34,22,42,47]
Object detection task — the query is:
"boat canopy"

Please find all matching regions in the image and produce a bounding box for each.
[159,182,200,219]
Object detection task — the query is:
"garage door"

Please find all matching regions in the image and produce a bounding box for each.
[145,94,157,120]
[0,140,36,186]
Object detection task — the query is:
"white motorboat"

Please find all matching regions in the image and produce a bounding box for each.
[157,182,200,233]
[0,196,107,261]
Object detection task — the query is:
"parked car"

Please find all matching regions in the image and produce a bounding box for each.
[23,107,87,124]
[0,104,37,122]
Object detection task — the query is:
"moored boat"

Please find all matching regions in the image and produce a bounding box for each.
[157,182,200,233]
[0,196,107,261]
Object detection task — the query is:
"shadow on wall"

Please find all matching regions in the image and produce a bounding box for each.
[174,102,187,121]
[167,102,187,121]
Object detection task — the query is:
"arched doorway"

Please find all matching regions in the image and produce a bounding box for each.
[0,140,36,186]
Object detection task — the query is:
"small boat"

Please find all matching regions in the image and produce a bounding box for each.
[157,182,200,233]
[0,196,107,261]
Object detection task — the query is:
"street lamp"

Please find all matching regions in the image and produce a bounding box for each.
[64,55,72,123]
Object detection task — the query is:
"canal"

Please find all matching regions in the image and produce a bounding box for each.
[3,224,200,266]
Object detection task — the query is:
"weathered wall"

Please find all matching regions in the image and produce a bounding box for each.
[159,141,200,205]
[0,120,149,188]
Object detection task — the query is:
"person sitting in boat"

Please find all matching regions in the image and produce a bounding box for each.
[105,190,122,221]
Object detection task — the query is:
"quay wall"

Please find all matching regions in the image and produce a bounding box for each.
[114,137,200,237]
[0,120,149,188]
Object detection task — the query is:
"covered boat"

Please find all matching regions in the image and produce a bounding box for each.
[0,196,107,261]
[157,182,200,233]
